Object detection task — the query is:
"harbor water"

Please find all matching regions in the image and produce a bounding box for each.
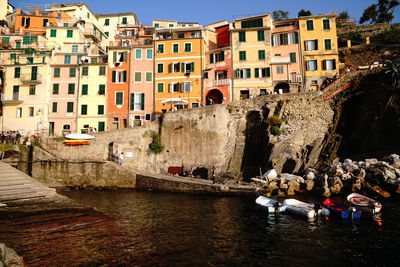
[1,189,400,266]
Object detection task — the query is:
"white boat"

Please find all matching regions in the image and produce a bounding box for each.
[283,199,330,219]
[64,133,95,140]
[255,196,286,213]
[347,193,382,213]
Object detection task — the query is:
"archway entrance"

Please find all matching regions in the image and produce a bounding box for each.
[274,82,290,94]
[206,89,224,105]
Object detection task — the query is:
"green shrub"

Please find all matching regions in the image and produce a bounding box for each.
[53,136,65,142]
[147,130,164,154]
[270,126,281,136]
[266,115,283,126]
[0,143,13,152]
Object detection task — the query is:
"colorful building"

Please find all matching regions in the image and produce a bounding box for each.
[298,14,339,91]
[271,18,303,93]
[154,24,204,114]
[231,13,273,100]
[0,0,14,21]
[204,21,232,104]
[97,12,138,45]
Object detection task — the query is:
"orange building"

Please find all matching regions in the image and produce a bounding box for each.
[12,7,70,35]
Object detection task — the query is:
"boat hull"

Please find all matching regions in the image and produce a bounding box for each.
[64,133,95,140]
[256,196,286,213]
[347,193,382,213]
[323,198,362,219]
[283,199,330,219]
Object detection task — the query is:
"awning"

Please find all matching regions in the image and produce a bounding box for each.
[161,98,189,105]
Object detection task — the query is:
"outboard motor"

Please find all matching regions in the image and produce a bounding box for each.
[274,201,280,215]
[313,203,321,217]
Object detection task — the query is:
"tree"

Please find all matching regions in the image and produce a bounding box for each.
[360,0,399,24]
[273,10,289,21]
[298,9,312,17]
[339,11,350,19]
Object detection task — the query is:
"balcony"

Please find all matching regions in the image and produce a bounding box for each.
[271,56,290,64]
[21,73,42,84]
[0,93,23,104]
[289,73,302,84]
[213,79,230,86]
[84,29,101,42]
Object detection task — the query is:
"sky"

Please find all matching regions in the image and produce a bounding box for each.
[10,0,400,26]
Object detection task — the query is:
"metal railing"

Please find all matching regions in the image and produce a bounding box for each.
[21,73,42,83]
[213,79,230,86]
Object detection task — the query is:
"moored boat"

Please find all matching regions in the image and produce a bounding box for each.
[255,196,286,213]
[64,133,95,140]
[323,198,362,219]
[283,199,330,219]
[347,193,382,213]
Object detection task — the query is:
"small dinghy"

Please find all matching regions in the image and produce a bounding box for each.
[347,193,382,213]
[255,196,286,213]
[64,133,95,140]
[323,198,362,219]
[283,199,330,219]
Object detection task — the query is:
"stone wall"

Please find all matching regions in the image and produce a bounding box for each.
[39,92,334,181]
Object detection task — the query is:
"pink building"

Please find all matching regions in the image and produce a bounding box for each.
[271,19,303,93]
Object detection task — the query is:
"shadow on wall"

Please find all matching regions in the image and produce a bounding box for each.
[241,108,273,181]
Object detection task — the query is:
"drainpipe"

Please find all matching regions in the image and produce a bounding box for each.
[298,29,305,92]
[200,34,204,105]
[75,63,80,133]
[230,29,234,101]
[126,48,132,127]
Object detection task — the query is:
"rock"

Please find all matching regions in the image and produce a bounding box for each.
[341,173,352,180]
[281,173,301,181]
[384,170,397,180]
[251,178,268,184]
[306,180,314,191]
[287,186,296,196]
[0,243,24,267]
[323,186,331,197]
[268,181,279,192]
[280,182,288,190]
[335,168,344,176]
[287,180,300,192]
[305,168,319,180]
[306,171,315,180]
[359,168,366,180]
[263,169,278,181]
[365,158,379,165]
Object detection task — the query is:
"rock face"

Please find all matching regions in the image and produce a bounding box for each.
[39,92,334,182]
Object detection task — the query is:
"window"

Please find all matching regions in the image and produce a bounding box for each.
[16,108,22,118]
[157,63,164,73]
[23,36,37,44]
[209,51,224,63]
[306,20,314,31]
[72,45,78,53]
[54,68,60,78]
[146,48,153,59]
[169,24,174,27]
[29,85,36,95]
[134,72,142,82]
[170,82,180,92]
[239,31,246,42]
[184,43,192,52]
[192,103,199,108]
[324,39,332,50]
[130,93,145,110]
[52,102,57,113]
[290,52,296,63]
[257,30,264,41]
[29,107,34,117]
[171,62,180,73]
[81,105,87,115]
[68,83,75,94]
[178,32,184,38]
[50,29,57,37]
[104,18,109,26]
[173,43,179,53]
[67,30,73,38]
[27,57,33,64]
[112,70,127,83]
[16,42,21,48]
[115,92,123,105]
[236,68,251,79]
[276,66,284,74]
[146,72,153,82]
[239,51,246,61]
[323,19,330,30]
[82,84,88,95]
[182,82,191,92]
[52,84,59,94]
[114,51,127,62]
[305,40,318,51]
[105,32,109,37]
[82,66,88,76]
[145,113,151,121]
[258,50,265,60]
[135,49,142,59]
[21,17,30,27]
[98,122,105,132]
[154,23,160,27]
[157,44,164,53]
[14,67,20,78]
[254,67,271,78]
[64,55,71,64]
[67,102,74,112]
[99,66,106,75]
[98,105,104,115]
[157,83,164,93]
[98,84,105,95]
[323,59,336,70]
[10,53,16,60]
[241,18,263,28]
[69,67,76,77]
[122,17,127,24]
[43,19,48,27]
[306,60,318,71]
[183,62,194,73]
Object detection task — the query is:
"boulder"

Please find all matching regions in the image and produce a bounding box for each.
[305,180,314,191]
[306,171,315,180]
[365,158,379,165]
[335,168,344,176]
[281,173,305,183]
[263,169,278,181]
[384,170,397,180]
[323,186,331,197]
[268,181,279,192]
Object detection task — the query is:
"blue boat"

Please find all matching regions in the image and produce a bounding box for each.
[323,198,362,219]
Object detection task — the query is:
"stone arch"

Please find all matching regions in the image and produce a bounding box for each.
[206,89,224,105]
[274,82,290,94]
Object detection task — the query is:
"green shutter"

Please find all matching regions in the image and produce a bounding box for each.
[54,68,60,78]
[2,37,10,43]
[81,105,87,115]
[255,68,259,78]
[284,34,288,45]
[140,93,145,110]
[135,72,141,82]
[294,32,299,44]
[67,102,74,112]
[98,122,105,131]
[112,71,116,82]
[210,54,214,64]
[82,66,88,76]
[68,83,75,94]
[52,84,59,94]
[82,84,88,95]
[52,102,57,112]
[290,52,296,63]
[123,51,128,62]
[14,67,20,78]
[123,70,127,82]
[69,67,76,77]
[322,60,326,70]
[257,31,264,41]
[191,62,194,72]
[181,63,185,72]
[99,84,105,95]
[130,93,134,110]
[246,69,251,78]
[113,51,117,63]
[157,83,163,93]
[67,30,73,38]
[98,105,104,115]
[239,31,246,42]
[146,72,152,82]
[266,67,270,77]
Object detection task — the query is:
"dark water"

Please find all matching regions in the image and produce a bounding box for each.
[2,189,400,266]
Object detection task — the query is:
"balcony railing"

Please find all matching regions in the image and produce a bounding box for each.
[84,29,102,42]
[21,73,42,84]
[213,79,230,86]
[289,73,302,84]
[0,93,23,104]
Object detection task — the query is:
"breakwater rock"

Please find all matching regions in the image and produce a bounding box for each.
[251,154,400,197]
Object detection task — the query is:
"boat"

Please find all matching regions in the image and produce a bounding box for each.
[347,193,382,213]
[283,199,330,219]
[64,133,95,140]
[64,141,90,146]
[63,139,91,143]
[255,196,286,213]
[323,198,362,219]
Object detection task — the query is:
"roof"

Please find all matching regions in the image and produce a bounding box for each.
[177,22,199,25]
[153,19,177,22]
[205,20,229,26]
[96,12,137,17]
[298,14,336,19]
[234,13,269,22]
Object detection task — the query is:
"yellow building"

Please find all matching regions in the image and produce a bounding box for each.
[76,58,108,133]
[97,12,138,44]
[0,0,14,21]
[298,14,339,91]
[154,26,204,114]
[231,13,273,100]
